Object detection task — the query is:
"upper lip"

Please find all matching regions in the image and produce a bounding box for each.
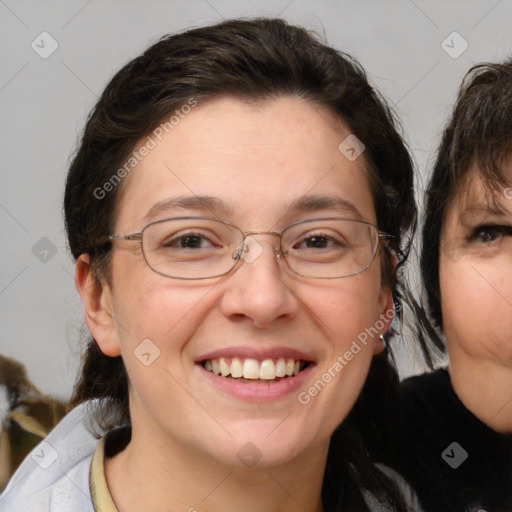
[195,346,316,363]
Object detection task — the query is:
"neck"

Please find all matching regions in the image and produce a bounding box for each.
[104,420,326,512]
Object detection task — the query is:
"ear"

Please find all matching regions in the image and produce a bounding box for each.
[75,254,121,357]
[373,287,394,355]
[373,250,398,355]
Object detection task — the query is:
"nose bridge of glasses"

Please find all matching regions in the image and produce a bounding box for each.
[243,230,281,241]
[243,230,281,237]
[235,230,283,262]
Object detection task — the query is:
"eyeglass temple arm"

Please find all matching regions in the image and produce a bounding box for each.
[378,233,393,247]
[108,234,143,241]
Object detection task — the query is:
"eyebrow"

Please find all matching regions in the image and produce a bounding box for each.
[142,194,364,222]
[459,203,511,219]
[286,194,364,219]
[143,195,234,221]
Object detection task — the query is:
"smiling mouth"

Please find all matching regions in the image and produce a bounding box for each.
[201,357,310,383]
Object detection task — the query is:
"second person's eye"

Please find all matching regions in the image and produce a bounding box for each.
[469,225,512,244]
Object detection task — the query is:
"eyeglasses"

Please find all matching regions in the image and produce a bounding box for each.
[107,216,390,280]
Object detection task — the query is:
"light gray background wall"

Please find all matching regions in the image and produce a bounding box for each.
[1,0,510,400]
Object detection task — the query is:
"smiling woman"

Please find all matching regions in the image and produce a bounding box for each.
[0,17,436,512]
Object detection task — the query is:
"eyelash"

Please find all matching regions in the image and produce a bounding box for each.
[467,224,512,243]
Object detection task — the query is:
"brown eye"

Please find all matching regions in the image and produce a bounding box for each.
[294,235,337,249]
[305,236,330,249]
[291,229,348,251]
[161,231,220,250]
[165,234,207,249]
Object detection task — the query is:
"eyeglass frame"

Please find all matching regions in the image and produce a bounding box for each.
[105,216,392,280]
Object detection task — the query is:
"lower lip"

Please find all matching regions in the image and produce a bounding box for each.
[198,364,314,401]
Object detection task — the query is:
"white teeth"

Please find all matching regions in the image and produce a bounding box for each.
[203,357,307,380]
[243,359,260,379]
[219,357,230,377]
[275,358,286,377]
[231,357,243,378]
[259,359,276,379]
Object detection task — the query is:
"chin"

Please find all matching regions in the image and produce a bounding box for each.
[203,427,317,470]
[489,418,512,435]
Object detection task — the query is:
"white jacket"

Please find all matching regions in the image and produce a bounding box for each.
[0,402,103,512]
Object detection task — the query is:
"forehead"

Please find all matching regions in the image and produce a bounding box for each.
[115,95,376,230]
[441,162,512,236]
[451,161,512,212]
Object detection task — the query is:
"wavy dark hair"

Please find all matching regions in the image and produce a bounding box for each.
[422,60,512,329]
[64,17,439,511]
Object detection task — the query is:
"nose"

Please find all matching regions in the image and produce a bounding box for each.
[219,235,299,328]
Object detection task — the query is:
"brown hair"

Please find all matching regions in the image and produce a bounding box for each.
[422,60,512,329]
[64,17,436,510]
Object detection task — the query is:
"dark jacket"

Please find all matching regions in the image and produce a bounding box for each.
[373,369,512,512]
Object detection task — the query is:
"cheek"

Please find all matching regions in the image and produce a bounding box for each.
[324,292,380,344]
[110,254,210,354]
[291,279,383,435]
[441,261,481,350]
[111,272,218,414]
[441,259,512,360]
[312,268,386,353]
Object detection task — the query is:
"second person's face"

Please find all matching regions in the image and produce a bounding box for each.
[440,164,512,432]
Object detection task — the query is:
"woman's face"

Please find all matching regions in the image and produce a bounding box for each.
[85,96,392,467]
[440,164,512,432]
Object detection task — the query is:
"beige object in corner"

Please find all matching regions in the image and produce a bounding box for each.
[0,354,66,491]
